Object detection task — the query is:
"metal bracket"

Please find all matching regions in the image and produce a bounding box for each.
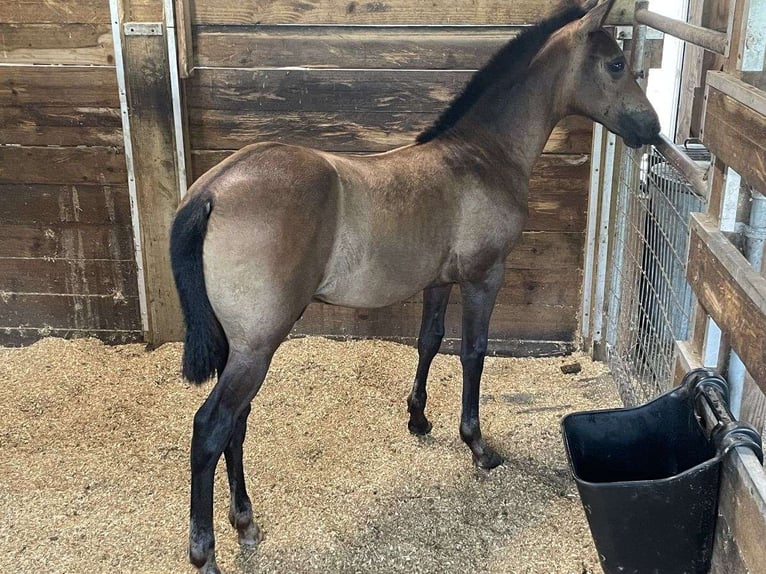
[124,22,163,36]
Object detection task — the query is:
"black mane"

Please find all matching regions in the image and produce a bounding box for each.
[416,5,587,144]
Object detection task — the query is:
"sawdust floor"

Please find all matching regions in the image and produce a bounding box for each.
[0,337,619,574]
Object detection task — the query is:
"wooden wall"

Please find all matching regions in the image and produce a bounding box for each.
[0,1,142,345]
[184,0,595,355]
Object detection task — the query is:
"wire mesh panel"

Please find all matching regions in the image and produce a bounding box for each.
[605,144,708,406]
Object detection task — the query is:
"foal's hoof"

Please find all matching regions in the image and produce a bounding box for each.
[238,522,263,548]
[474,448,504,470]
[407,415,433,436]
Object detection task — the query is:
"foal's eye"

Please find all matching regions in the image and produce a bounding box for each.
[607,60,626,76]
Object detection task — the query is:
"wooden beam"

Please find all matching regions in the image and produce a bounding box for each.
[189,0,637,26]
[687,213,766,390]
[118,0,184,343]
[174,0,193,77]
[702,72,766,193]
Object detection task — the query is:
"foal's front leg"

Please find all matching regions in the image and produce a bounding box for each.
[459,266,504,469]
[407,284,452,435]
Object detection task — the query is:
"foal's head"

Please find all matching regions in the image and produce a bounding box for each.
[559,0,661,147]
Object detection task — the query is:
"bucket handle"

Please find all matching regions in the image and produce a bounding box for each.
[679,368,764,464]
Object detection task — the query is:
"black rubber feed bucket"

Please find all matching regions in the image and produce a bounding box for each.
[562,369,763,574]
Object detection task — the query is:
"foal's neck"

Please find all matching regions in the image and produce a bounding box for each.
[454,44,571,178]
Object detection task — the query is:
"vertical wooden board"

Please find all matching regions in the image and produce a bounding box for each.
[711,451,766,573]
[122,28,184,343]
[175,0,193,77]
[740,373,766,439]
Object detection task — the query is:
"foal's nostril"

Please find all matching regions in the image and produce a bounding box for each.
[637,110,661,140]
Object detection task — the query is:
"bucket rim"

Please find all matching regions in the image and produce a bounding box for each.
[562,435,723,487]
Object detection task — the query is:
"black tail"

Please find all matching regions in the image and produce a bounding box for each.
[170,190,229,384]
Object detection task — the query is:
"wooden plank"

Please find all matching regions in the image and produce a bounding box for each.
[527,155,590,232]
[294,300,578,343]
[186,68,474,113]
[125,0,164,21]
[0,106,122,147]
[189,109,593,154]
[190,150,589,233]
[193,25,516,69]
[0,293,140,331]
[175,0,194,77]
[0,223,135,260]
[0,258,138,297]
[702,78,766,193]
[687,213,766,390]
[506,231,585,270]
[0,327,142,347]
[0,23,114,65]
[0,146,126,185]
[403,268,583,307]
[673,339,703,385]
[0,0,111,24]
[121,7,184,343]
[191,0,636,26]
[0,67,119,108]
[0,184,131,225]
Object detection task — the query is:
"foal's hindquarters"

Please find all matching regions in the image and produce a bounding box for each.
[188,144,338,572]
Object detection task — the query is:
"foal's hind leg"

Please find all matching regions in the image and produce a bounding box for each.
[189,352,273,574]
[223,404,261,546]
[407,284,452,435]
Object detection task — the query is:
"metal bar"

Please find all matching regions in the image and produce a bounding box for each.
[629,14,648,89]
[581,124,605,343]
[592,132,618,346]
[164,0,189,198]
[653,133,709,200]
[109,0,150,336]
[635,1,729,55]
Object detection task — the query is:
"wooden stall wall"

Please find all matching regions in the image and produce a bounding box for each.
[0,1,142,345]
[184,0,596,355]
[672,1,766,571]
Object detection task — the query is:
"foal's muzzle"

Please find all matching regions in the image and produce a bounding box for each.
[618,110,661,149]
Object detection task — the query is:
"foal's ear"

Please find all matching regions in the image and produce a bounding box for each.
[579,0,616,34]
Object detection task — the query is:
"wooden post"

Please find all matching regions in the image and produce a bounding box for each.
[117,0,184,344]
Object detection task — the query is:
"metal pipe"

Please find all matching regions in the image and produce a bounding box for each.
[653,134,709,200]
[635,1,729,55]
[629,14,648,90]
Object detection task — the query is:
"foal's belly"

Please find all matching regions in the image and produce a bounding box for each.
[314,247,446,308]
